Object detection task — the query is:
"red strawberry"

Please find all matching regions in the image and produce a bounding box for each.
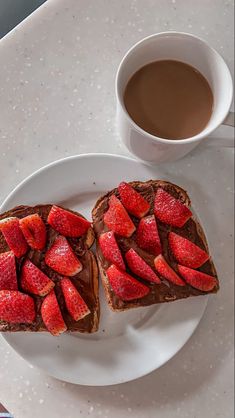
[99,231,125,270]
[154,188,192,227]
[19,214,46,250]
[0,290,35,323]
[0,217,28,257]
[104,195,136,238]
[41,290,67,336]
[136,215,162,256]
[61,277,90,321]
[169,232,209,268]
[106,264,150,301]
[0,251,17,290]
[125,249,161,284]
[178,265,217,291]
[47,205,91,238]
[45,236,82,276]
[21,259,54,296]
[118,182,150,218]
[154,254,185,286]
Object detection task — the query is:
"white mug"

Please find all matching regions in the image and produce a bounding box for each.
[115,32,234,163]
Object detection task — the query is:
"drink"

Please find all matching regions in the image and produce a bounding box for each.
[124,60,213,140]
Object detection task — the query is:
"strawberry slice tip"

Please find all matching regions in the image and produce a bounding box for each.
[0,251,18,291]
[19,213,46,250]
[0,290,35,324]
[125,248,161,284]
[41,290,67,336]
[0,217,28,257]
[21,259,54,296]
[154,188,192,228]
[106,264,150,301]
[169,232,209,268]
[61,277,90,321]
[45,236,82,276]
[47,205,91,238]
[178,265,217,291]
[118,182,150,218]
[104,195,136,238]
[99,231,125,270]
[136,215,162,256]
[154,254,185,286]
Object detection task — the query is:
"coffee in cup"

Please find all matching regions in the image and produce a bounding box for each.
[124,60,213,140]
[116,32,234,163]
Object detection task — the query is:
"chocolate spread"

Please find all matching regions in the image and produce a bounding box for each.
[92,180,219,310]
[0,205,99,332]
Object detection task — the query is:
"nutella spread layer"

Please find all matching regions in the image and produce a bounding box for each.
[0,205,99,333]
[92,180,219,311]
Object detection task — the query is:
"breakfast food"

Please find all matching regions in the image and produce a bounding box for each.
[92,180,219,311]
[0,205,99,334]
[0,180,219,331]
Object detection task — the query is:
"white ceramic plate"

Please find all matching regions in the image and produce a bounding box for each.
[0,154,208,386]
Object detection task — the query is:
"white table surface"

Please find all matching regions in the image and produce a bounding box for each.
[0,0,234,417]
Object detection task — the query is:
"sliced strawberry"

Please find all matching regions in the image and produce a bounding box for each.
[45,236,82,276]
[0,290,35,323]
[0,217,28,257]
[61,277,90,321]
[154,254,185,286]
[136,215,162,256]
[125,249,161,284]
[154,188,192,227]
[104,195,136,238]
[118,182,150,218]
[21,259,54,296]
[169,232,209,268]
[178,265,217,291]
[0,251,17,290]
[19,214,46,250]
[106,264,150,301]
[99,231,125,270]
[47,205,91,238]
[41,290,67,336]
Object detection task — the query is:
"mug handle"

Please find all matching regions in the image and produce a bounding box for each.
[206,111,234,148]
[222,111,235,127]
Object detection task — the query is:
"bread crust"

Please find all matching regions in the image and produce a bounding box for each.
[92,180,191,218]
[89,250,100,331]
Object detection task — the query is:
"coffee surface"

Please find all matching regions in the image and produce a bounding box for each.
[124,60,213,140]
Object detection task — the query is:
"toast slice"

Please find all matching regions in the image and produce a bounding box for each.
[92,180,219,311]
[0,205,99,333]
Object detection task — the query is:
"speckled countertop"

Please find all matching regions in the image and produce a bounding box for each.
[0,0,234,417]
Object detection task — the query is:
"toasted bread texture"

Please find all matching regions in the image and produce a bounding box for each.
[92,180,219,311]
[0,205,99,332]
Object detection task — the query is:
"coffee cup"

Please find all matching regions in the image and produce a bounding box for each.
[115,32,234,163]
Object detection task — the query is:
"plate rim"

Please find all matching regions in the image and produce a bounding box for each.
[0,153,138,211]
[0,153,209,385]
